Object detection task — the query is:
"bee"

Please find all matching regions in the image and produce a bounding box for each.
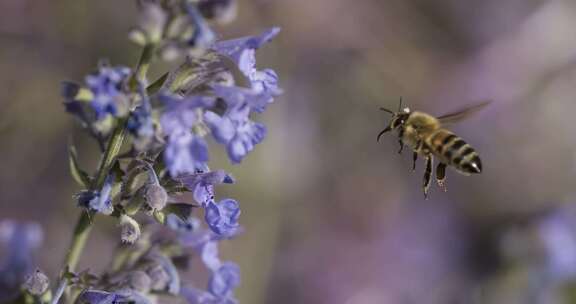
[377,98,489,198]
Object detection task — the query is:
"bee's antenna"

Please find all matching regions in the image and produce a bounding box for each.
[398,96,403,112]
[379,107,394,115]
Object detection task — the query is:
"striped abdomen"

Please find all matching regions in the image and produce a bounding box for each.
[427,129,482,174]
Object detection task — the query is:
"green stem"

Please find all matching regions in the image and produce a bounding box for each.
[92,122,127,189]
[133,43,156,85]
[52,42,155,303]
[51,122,126,304]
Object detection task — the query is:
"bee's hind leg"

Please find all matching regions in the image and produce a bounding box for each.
[436,162,447,192]
[423,155,433,199]
[412,152,418,171]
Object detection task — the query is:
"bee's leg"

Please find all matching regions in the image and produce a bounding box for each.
[412,139,423,171]
[423,155,433,199]
[397,129,404,154]
[436,162,447,192]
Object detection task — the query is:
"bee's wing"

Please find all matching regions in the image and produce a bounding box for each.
[437,101,491,124]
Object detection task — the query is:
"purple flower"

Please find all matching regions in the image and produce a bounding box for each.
[200,240,221,271]
[85,65,131,119]
[127,101,154,150]
[160,94,215,176]
[204,199,240,236]
[208,262,240,298]
[214,27,282,110]
[179,242,240,304]
[0,221,43,302]
[214,27,280,76]
[164,131,209,177]
[77,175,114,215]
[248,69,282,113]
[159,93,215,135]
[146,252,181,295]
[77,289,152,304]
[184,2,216,51]
[181,287,237,304]
[176,170,234,206]
[77,290,129,304]
[204,86,267,163]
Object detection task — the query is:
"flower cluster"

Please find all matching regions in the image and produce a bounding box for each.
[0,0,281,303]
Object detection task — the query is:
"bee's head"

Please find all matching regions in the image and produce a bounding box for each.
[377,98,410,142]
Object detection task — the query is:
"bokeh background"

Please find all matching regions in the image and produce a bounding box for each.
[2,0,576,303]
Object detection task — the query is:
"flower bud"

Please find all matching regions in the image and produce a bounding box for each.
[23,269,49,296]
[145,184,168,211]
[127,270,152,293]
[120,214,141,244]
[147,264,170,291]
[198,0,237,24]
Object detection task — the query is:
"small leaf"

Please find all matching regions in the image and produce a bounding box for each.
[153,209,166,224]
[146,72,168,95]
[68,144,91,188]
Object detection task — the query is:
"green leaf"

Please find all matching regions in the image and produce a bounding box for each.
[146,72,168,95]
[153,209,165,224]
[68,144,91,188]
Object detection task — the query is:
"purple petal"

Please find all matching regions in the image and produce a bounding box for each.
[201,241,221,271]
[214,28,281,73]
[204,199,240,236]
[208,262,240,298]
[164,132,209,177]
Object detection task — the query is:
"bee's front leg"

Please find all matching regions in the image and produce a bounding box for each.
[423,155,433,199]
[436,162,447,192]
[412,138,427,171]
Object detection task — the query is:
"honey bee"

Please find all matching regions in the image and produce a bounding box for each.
[377,98,489,198]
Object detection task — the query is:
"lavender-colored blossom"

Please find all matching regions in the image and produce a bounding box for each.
[208,262,240,298]
[248,69,282,113]
[144,252,180,295]
[127,104,154,150]
[77,175,114,215]
[161,94,216,176]
[77,289,128,304]
[159,93,215,134]
[176,170,234,206]
[204,199,240,236]
[201,240,221,271]
[181,286,237,304]
[180,240,240,304]
[164,131,210,177]
[213,27,280,76]
[0,221,43,302]
[538,209,576,280]
[184,2,216,52]
[157,2,216,60]
[204,86,267,163]
[85,65,131,119]
[77,289,151,304]
[214,27,282,110]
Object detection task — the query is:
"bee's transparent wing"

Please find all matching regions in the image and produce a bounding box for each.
[437,101,491,124]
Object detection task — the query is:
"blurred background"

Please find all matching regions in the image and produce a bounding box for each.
[2,0,576,303]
